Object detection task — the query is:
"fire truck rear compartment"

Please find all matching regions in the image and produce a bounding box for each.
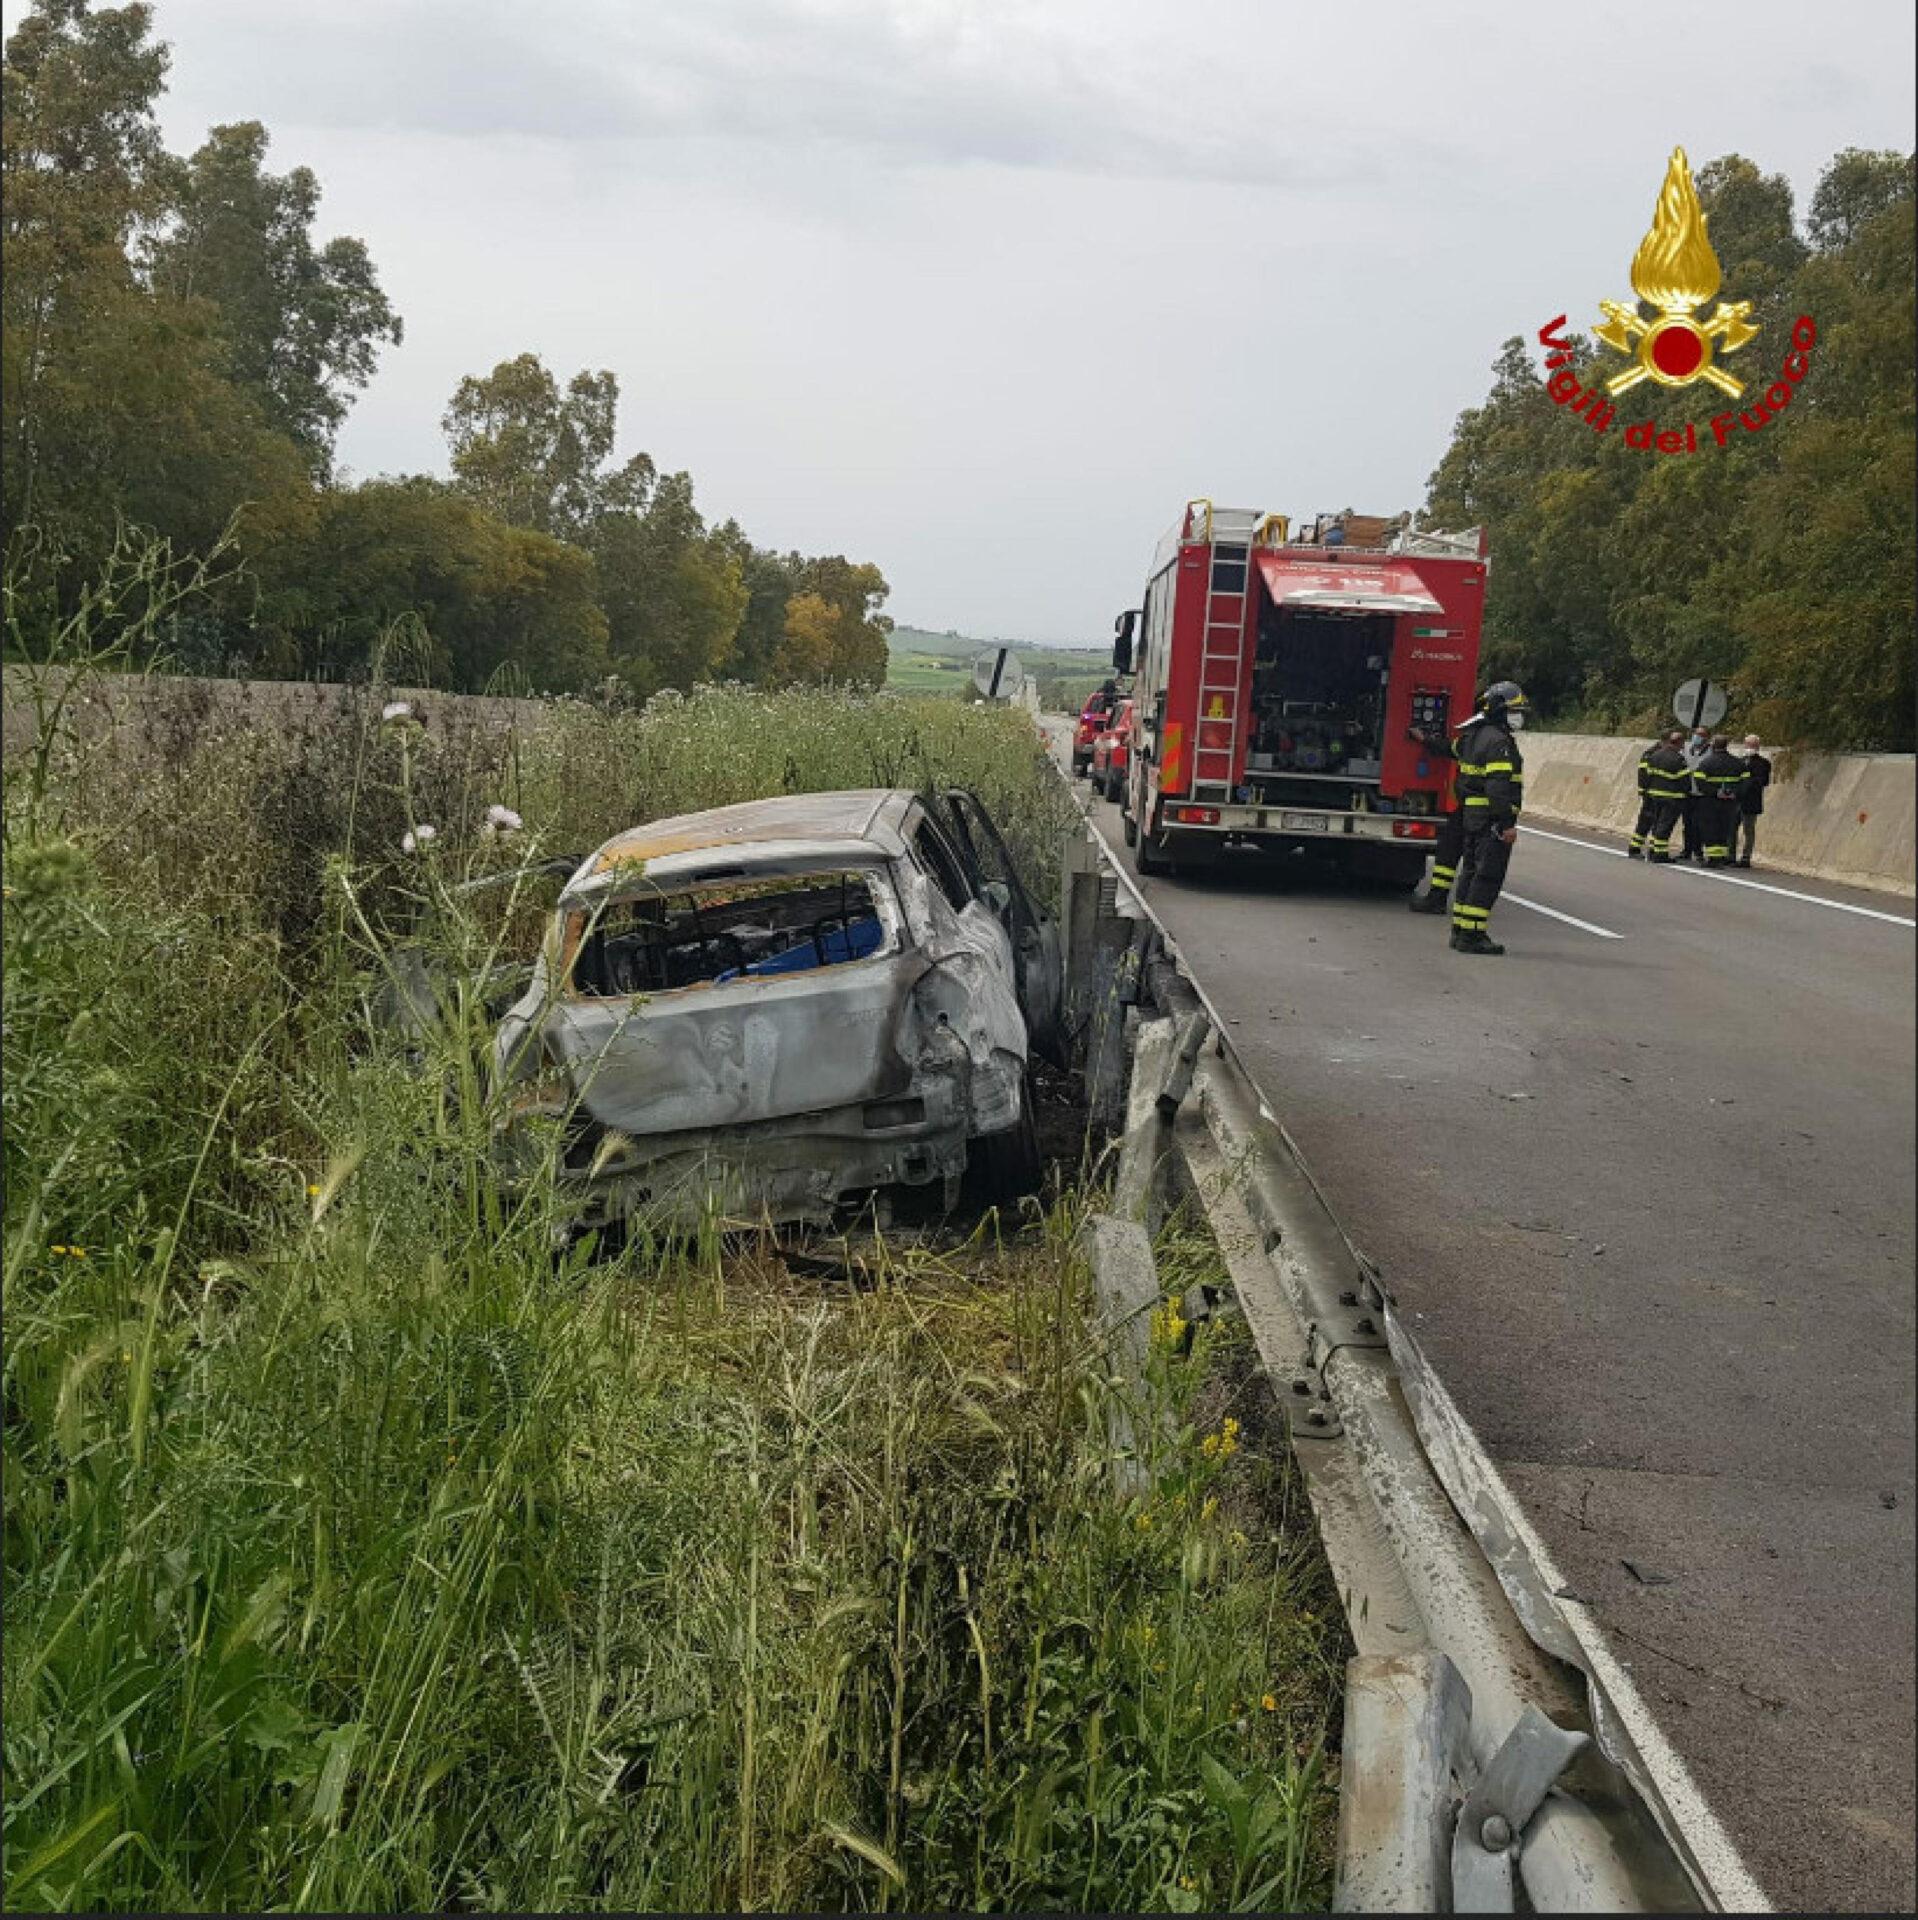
[1247,607,1394,810]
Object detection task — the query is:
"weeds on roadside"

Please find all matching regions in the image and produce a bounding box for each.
[3,558,1340,1911]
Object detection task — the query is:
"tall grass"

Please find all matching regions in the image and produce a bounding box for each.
[3,568,1342,1910]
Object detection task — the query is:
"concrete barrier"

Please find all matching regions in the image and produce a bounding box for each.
[1,665,546,764]
[1518,730,1915,898]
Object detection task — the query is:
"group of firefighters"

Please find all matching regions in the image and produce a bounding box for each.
[1407,686,1774,957]
[1628,727,1773,868]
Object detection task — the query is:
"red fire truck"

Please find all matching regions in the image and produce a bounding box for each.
[1111,502,1488,882]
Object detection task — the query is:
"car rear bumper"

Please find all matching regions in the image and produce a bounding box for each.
[511,1047,1024,1229]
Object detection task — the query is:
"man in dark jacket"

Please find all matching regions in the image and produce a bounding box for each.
[1629,735,1666,858]
[1450,681,1527,955]
[1406,718,1463,914]
[1674,724,1711,861]
[1735,734,1771,867]
[1692,734,1748,867]
[1640,731,1691,862]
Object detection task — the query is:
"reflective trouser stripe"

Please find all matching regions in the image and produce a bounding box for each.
[1629,834,1644,849]
[1453,903,1490,924]
[1431,864,1456,885]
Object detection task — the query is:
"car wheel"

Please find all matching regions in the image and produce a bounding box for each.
[1134,820,1172,876]
[966,1072,1042,1207]
[1121,804,1138,846]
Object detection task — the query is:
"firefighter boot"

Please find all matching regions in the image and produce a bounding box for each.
[1449,927,1506,956]
[1408,887,1450,914]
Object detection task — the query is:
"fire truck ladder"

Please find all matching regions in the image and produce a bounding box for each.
[1191,515,1258,802]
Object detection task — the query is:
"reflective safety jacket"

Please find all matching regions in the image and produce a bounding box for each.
[1453,714,1524,832]
[1636,740,1663,797]
[1641,741,1690,801]
[1693,745,1748,806]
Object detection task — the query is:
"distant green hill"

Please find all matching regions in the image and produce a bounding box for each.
[886,626,1113,708]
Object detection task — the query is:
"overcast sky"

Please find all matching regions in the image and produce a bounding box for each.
[46,0,1918,644]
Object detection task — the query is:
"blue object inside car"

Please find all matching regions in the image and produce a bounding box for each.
[713,914,882,983]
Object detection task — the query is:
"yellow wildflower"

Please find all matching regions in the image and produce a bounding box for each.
[1201,1432,1220,1459]
[1230,1529,1249,1550]
[1261,1692,1278,1713]
[306,1183,322,1198]
[1134,1511,1153,1532]
[1223,1416,1241,1439]
[1201,1496,1218,1521]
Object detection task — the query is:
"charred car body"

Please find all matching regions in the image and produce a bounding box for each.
[494,789,1062,1229]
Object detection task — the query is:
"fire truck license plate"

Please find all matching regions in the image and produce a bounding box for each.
[1280,811,1329,834]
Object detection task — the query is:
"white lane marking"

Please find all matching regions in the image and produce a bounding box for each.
[1501,891,1624,939]
[1664,857,1916,927]
[1520,823,1916,927]
[1519,823,1627,858]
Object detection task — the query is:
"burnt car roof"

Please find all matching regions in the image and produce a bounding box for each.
[567,789,918,898]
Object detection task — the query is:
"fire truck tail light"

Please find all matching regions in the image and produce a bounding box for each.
[1392,820,1438,840]
[1172,805,1220,825]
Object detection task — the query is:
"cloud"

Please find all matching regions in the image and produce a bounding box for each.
[151,0,1423,187]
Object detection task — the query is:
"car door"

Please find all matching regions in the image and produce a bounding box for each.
[937,789,1065,1065]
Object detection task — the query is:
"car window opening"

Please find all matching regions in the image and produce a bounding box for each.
[568,869,892,997]
[911,821,972,914]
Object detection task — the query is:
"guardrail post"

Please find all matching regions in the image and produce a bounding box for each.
[1060,828,1151,1133]
[1335,1651,1473,1914]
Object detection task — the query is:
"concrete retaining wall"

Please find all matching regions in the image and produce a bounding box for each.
[1519,729,1915,898]
[1,666,547,764]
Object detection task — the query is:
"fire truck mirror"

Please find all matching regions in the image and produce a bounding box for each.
[1112,610,1136,675]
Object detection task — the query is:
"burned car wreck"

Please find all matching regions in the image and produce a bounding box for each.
[494,789,1062,1229]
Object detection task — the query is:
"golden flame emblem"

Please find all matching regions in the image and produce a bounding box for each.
[1595,148,1758,396]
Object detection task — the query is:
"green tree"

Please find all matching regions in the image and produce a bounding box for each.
[250,477,608,690]
[592,471,747,698]
[710,521,796,683]
[2,0,176,544]
[771,589,838,683]
[792,554,892,686]
[149,120,401,470]
[443,352,652,541]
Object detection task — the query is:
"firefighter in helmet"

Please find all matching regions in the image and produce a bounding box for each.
[1450,680,1528,955]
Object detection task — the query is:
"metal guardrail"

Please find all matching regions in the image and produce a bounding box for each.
[1057,794,1770,1914]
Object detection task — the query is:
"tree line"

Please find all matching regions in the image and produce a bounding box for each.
[2,0,892,695]
[1422,149,1914,752]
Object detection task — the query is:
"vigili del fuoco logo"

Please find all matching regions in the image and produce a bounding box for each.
[1536,147,1815,456]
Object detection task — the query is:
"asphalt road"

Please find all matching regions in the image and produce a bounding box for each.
[1066,756,1915,1912]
